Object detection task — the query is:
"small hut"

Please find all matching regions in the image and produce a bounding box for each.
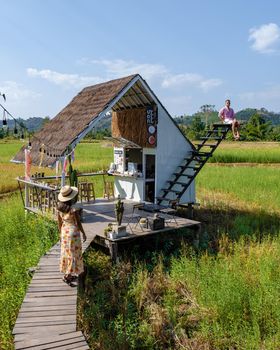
[13,74,196,206]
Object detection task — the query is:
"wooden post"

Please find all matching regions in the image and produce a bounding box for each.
[193,223,201,249]
[187,203,194,219]
[25,184,30,208]
[108,241,118,263]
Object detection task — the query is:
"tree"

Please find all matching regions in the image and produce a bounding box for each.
[200,104,215,129]
[245,114,271,140]
[42,116,50,127]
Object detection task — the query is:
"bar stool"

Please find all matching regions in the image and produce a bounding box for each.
[103,178,114,200]
[87,182,95,202]
[78,182,95,202]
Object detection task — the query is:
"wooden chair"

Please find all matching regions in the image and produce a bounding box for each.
[78,182,95,202]
[103,176,114,200]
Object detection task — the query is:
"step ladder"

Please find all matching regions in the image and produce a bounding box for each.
[157,123,231,205]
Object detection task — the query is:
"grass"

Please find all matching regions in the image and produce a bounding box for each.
[0,140,113,195]
[210,141,280,163]
[0,195,58,350]
[196,164,280,213]
[80,234,280,349]
[2,140,280,349]
[2,140,280,195]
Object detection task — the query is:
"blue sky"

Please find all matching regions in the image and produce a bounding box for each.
[1,0,280,119]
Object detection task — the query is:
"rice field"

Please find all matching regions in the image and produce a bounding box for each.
[0,140,114,195]
[1,140,280,195]
[196,164,280,213]
[1,140,280,349]
[209,141,280,163]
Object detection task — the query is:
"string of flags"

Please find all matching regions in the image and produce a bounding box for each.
[0,99,63,159]
[1,93,76,180]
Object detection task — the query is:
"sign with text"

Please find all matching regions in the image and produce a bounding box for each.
[146,106,157,147]
[114,147,124,173]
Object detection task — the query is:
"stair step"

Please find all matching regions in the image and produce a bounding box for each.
[184,155,209,161]
[192,151,212,156]
[209,129,228,134]
[200,136,223,140]
[212,123,231,128]
[178,164,199,169]
[196,143,217,148]
[156,197,170,202]
[183,165,201,169]
[167,181,187,186]
[162,189,181,194]
[173,173,193,177]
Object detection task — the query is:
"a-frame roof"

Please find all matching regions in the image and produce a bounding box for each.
[12,74,193,167]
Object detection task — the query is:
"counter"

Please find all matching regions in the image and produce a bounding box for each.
[113,174,144,201]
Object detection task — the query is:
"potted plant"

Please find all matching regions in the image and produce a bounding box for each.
[115,196,124,226]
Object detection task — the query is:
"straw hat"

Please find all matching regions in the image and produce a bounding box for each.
[58,185,78,202]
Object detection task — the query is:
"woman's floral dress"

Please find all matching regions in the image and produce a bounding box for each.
[59,209,83,275]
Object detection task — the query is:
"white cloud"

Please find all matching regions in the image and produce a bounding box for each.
[27,68,103,87]
[162,73,222,91]
[239,85,280,109]
[162,73,201,88]
[89,58,168,80]
[28,59,222,93]
[0,81,40,101]
[249,23,280,53]
[199,78,223,91]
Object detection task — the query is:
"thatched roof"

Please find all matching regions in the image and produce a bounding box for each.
[12,73,194,167]
[12,74,138,167]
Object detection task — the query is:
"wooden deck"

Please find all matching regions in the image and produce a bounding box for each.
[14,199,200,349]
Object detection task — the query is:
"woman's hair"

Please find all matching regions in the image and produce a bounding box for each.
[57,199,72,213]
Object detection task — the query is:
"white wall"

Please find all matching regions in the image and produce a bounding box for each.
[114,177,144,201]
[155,104,196,204]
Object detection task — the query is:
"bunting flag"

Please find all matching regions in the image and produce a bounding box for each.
[61,157,66,187]
[55,160,60,179]
[24,148,32,180]
[38,144,45,168]
[63,157,68,172]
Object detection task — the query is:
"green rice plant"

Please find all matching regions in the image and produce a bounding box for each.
[0,141,113,195]
[196,165,280,213]
[169,236,280,349]
[210,142,280,163]
[0,195,59,349]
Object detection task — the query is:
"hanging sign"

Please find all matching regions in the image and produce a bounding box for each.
[146,106,157,147]
[114,147,124,173]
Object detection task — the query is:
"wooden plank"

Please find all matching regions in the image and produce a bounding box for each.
[19,304,75,312]
[16,315,76,323]
[30,280,65,285]
[13,324,76,335]
[22,296,77,305]
[28,285,74,292]
[23,290,76,297]
[38,261,59,266]
[14,331,83,347]
[18,309,75,317]
[15,338,88,350]
[32,274,63,279]
[22,343,89,350]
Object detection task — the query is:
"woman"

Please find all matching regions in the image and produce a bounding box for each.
[57,185,87,285]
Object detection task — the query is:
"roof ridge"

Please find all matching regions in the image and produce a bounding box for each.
[82,74,139,92]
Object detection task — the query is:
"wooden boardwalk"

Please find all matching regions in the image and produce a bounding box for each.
[13,224,95,349]
[13,199,200,349]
